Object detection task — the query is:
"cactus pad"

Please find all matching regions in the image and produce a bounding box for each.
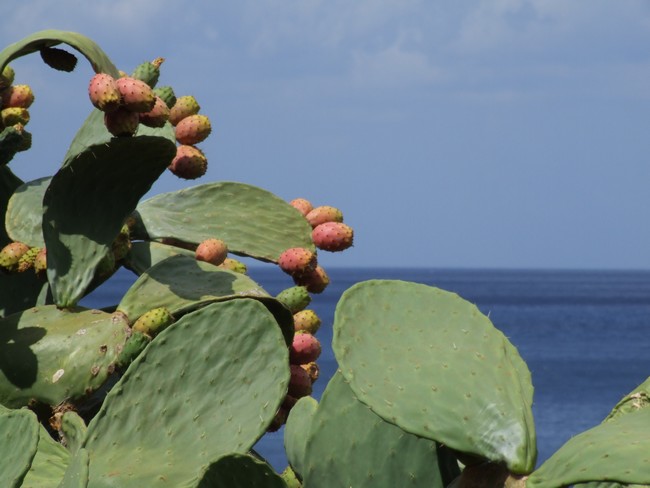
[5,176,50,248]
[332,280,536,474]
[197,453,287,487]
[58,448,89,488]
[21,423,71,487]
[0,408,40,487]
[284,395,318,478]
[83,299,290,487]
[124,240,195,275]
[131,181,314,262]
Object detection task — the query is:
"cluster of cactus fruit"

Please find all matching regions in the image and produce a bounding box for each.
[0,30,648,488]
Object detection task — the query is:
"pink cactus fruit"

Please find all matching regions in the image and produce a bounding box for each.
[169,95,200,126]
[301,361,320,384]
[195,238,228,266]
[175,114,212,145]
[1,85,34,109]
[293,264,330,294]
[290,332,321,365]
[115,76,155,113]
[278,247,317,278]
[289,198,313,217]
[305,205,343,228]
[288,364,312,398]
[312,222,354,252]
[168,145,207,180]
[139,96,170,128]
[0,242,30,272]
[88,73,121,112]
[104,107,139,137]
[293,309,321,334]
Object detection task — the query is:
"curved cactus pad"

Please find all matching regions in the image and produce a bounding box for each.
[302,372,444,488]
[58,448,89,488]
[6,176,50,247]
[83,299,290,487]
[604,376,650,423]
[43,136,176,307]
[61,411,87,455]
[132,181,314,261]
[0,408,40,488]
[284,396,318,478]
[22,424,71,487]
[528,408,650,487]
[124,240,195,275]
[0,305,128,408]
[197,453,287,488]
[332,280,536,474]
[0,165,23,247]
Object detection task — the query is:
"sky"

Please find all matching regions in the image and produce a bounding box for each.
[1,1,649,269]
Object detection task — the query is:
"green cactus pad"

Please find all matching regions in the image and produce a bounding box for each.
[604,376,650,422]
[21,424,71,487]
[0,408,40,487]
[0,305,128,408]
[0,124,28,167]
[196,453,287,487]
[124,240,195,275]
[43,135,176,307]
[117,255,294,344]
[57,448,88,488]
[284,396,318,478]
[60,411,87,455]
[0,271,50,318]
[332,280,536,474]
[83,299,290,487]
[5,176,50,247]
[302,372,445,487]
[527,408,650,487]
[0,165,23,247]
[131,181,315,262]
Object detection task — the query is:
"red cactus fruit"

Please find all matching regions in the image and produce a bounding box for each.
[139,96,170,128]
[195,238,228,266]
[168,145,207,180]
[88,73,121,112]
[290,332,321,365]
[288,364,312,398]
[305,205,343,228]
[1,84,34,109]
[293,309,321,334]
[169,95,200,126]
[278,247,317,278]
[116,76,155,113]
[312,222,354,252]
[290,198,313,217]
[175,114,212,145]
[104,107,139,137]
[293,264,330,294]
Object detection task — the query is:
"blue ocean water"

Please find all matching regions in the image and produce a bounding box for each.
[85,267,650,471]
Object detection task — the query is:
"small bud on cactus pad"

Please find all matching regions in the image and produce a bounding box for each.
[290,332,321,365]
[288,364,312,398]
[175,114,212,145]
[116,76,155,113]
[276,286,311,313]
[169,95,200,125]
[2,85,34,109]
[196,238,228,266]
[131,59,163,88]
[168,145,207,180]
[138,96,170,128]
[312,222,354,252]
[104,107,139,137]
[293,265,330,294]
[0,242,30,272]
[305,205,343,228]
[293,309,321,334]
[88,73,121,112]
[219,257,247,274]
[278,247,317,278]
[1,107,29,126]
[289,198,313,216]
[301,361,320,383]
[132,307,174,337]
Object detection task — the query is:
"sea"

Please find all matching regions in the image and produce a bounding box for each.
[82,267,650,471]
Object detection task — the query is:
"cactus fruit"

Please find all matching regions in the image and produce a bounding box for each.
[278,247,317,278]
[111,224,131,261]
[0,241,30,272]
[88,73,121,112]
[290,198,313,217]
[14,125,32,152]
[1,107,30,126]
[1,85,34,109]
[277,286,312,313]
[33,247,47,277]
[138,96,170,128]
[131,58,163,88]
[195,238,228,266]
[294,264,330,293]
[104,106,139,136]
[305,205,343,228]
[153,85,176,109]
[131,307,174,337]
[168,144,207,179]
[288,364,313,398]
[312,222,354,252]
[17,246,41,272]
[0,65,15,89]
[290,332,321,365]
[219,257,248,274]
[301,361,320,383]
[169,95,200,125]
[293,309,321,334]
[116,76,155,113]
[174,114,212,145]
[39,46,78,72]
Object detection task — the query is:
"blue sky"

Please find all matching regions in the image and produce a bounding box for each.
[1,1,649,269]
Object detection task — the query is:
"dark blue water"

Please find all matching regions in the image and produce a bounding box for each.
[83,267,650,471]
